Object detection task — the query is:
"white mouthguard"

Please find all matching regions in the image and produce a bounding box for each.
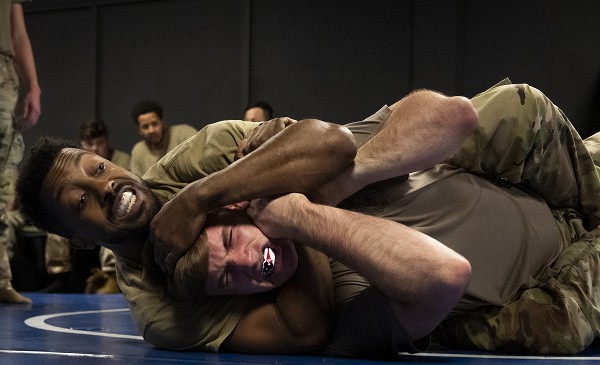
[262,247,275,276]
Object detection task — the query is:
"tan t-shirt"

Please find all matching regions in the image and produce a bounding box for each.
[339,164,562,313]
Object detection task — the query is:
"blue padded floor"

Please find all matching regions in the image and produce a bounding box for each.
[2,293,600,365]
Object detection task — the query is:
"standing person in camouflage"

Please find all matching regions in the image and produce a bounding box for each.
[0,0,41,304]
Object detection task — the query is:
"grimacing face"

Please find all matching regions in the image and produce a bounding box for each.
[40,148,159,248]
[203,207,299,296]
[137,111,165,147]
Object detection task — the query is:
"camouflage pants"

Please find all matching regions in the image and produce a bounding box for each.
[431,80,600,354]
[0,55,23,288]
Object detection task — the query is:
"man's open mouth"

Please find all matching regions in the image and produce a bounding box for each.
[261,247,275,277]
[116,190,137,219]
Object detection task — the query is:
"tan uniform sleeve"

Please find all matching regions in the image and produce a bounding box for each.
[144,120,258,202]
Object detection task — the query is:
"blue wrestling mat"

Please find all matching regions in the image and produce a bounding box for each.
[2,293,600,365]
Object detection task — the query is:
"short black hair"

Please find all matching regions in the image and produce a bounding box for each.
[80,118,109,141]
[131,100,163,124]
[244,101,273,120]
[16,137,78,233]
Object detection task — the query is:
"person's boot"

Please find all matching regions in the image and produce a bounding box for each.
[0,286,32,304]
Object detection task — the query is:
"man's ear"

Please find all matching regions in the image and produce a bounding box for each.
[69,236,96,250]
[223,201,250,210]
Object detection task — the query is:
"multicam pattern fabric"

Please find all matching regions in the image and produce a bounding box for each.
[432,80,600,354]
[0,54,22,287]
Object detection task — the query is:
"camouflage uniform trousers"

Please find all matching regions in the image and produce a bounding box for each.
[0,54,24,289]
[430,79,600,354]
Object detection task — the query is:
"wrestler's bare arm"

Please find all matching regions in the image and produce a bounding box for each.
[311,91,478,206]
[221,92,478,349]
[247,193,471,342]
[151,119,357,273]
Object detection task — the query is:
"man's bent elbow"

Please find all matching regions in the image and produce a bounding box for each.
[447,96,479,137]
[449,255,472,296]
[437,254,471,311]
[429,255,471,321]
[429,253,471,304]
[395,255,471,342]
[304,119,357,165]
[321,120,357,157]
[333,124,357,164]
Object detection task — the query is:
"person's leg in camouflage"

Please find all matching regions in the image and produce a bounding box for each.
[0,55,31,304]
[432,80,600,353]
[446,79,600,228]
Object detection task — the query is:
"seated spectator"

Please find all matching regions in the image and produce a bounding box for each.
[130,100,197,176]
[244,101,273,122]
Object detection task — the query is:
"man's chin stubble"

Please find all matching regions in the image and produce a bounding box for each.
[111,190,162,244]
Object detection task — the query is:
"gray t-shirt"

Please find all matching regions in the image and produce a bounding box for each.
[339,164,561,312]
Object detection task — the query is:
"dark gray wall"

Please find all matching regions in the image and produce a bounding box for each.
[22,0,600,154]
